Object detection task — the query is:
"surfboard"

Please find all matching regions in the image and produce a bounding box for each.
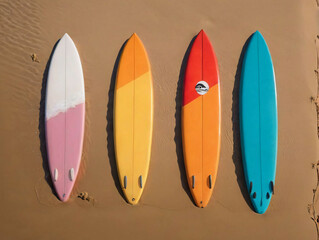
[45,33,85,202]
[182,30,221,208]
[114,33,153,205]
[240,31,277,214]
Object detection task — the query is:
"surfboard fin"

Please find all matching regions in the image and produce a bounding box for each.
[270,181,274,194]
[54,168,58,182]
[124,176,127,189]
[252,192,256,199]
[192,176,195,189]
[249,182,253,194]
[208,175,212,189]
[139,176,143,188]
[69,168,74,181]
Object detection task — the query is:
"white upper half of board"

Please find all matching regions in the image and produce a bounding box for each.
[45,33,85,120]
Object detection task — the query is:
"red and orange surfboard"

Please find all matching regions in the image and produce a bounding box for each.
[182,30,221,208]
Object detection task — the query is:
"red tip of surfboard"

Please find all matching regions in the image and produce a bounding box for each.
[199,29,207,36]
[183,30,219,106]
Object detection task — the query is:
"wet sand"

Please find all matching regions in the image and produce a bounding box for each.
[0,0,318,239]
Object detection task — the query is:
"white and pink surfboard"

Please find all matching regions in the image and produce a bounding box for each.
[45,33,85,202]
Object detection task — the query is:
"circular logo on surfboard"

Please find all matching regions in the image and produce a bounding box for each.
[195,81,209,95]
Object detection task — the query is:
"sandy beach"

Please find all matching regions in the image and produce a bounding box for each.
[0,0,318,239]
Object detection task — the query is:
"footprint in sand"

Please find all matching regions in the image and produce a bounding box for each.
[31,53,39,63]
[308,161,319,239]
[78,192,94,202]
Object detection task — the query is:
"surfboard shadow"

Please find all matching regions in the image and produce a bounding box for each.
[106,39,128,202]
[232,34,254,211]
[175,36,197,206]
[38,40,60,200]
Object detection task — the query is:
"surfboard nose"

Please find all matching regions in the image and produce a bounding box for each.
[252,30,266,44]
[61,33,71,42]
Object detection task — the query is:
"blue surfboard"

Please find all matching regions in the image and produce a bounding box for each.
[239,31,278,214]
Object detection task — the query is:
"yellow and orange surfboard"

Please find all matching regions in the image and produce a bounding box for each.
[182,30,221,208]
[114,33,153,205]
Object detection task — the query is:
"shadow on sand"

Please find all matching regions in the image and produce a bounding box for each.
[174,36,197,206]
[232,35,254,211]
[106,40,128,202]
[38,40,60,200]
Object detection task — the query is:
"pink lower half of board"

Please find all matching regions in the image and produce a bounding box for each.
[45,103,85,202]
